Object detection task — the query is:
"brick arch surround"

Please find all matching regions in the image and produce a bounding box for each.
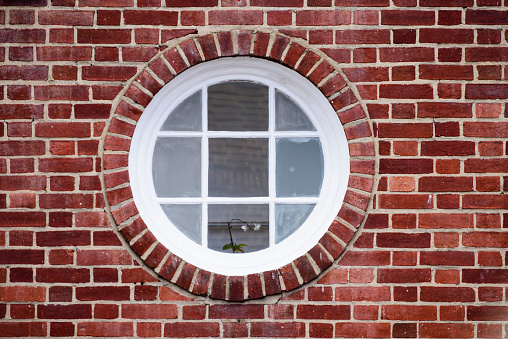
[102,30,375,301]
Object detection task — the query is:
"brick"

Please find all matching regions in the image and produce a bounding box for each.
[76,286,130,301]
[38,304,92,319]
[382,10,434,25]
[77,29,131,44]
[336,29,390,44]
[166,0,217,5]
[36,268,89,283]
[82,66,137,81]
[123,10,177,25]
[418,102,472,118]
[77,322,133,337]
[466,10,508,24]
[39,10,93,25]
[382,305,436,320]
[209,10,263,25]
[210,305,263,319]
[336,323,391,338]
[467,306,508,321]
[466,84,508,99]
[122,304,178,319]
[9,46,33,61]
[419,323,473,338]
[420,29,474,44]
[37,231,90,247]
[378,268,431,283]
[420,65,473,80]
[419,177,473,192]
[336,0,388,4]
[164,322,220,338]
[39,194,93,209]
[380,84,433,99]
[35,85,88,101]
[0,322,47,337]
[296,10,350,25]
[380,47,434,62]
[420,0,473,5]
[0,65,48,80]
[251,0,303,5]
[464,122,508,138]
[77,250,132,265]
[36,122,90,138]
[0,29,45,43]
[9,9,35,24]
[0,286,45,302]
[251,322,306,337]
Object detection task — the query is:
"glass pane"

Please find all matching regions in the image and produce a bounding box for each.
[275,204,315,244]
[209,138,268,197]
[208,204,269,253]
[275,90,315,131]
[153,137,201,197]
[276,138,323,197]
[208,81,268,131]
[160,90,202,131]
[161,204,202,245]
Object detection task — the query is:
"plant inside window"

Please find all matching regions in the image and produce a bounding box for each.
[222,219,261,253]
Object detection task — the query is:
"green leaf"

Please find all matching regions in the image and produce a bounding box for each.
[222,243,234,250]
[236,243,247,248]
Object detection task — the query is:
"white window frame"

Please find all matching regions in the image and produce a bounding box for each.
[129,57,349,276]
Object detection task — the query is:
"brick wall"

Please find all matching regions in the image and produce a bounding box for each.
[0,0,507,338]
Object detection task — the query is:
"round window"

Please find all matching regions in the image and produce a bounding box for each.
[129,57,349,276]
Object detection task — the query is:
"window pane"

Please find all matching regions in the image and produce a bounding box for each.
[153,137,201,197]
[161,90,202,131]
[208,204,269,253]
[208,81,268,131]
[276,138,323,197]
[209,138,268,197]
[275,204,315,244]
[161,204,202,245]
[275,90,315,131]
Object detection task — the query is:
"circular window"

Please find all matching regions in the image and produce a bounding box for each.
[129,57,349,276]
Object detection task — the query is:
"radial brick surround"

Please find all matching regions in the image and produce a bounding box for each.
[0,1,507,338]
[104,30,374,300]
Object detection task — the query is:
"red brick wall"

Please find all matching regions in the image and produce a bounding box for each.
[1,0,507,338]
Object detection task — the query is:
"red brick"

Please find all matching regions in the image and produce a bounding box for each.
[35,85,88,101]
[182,305,206,320]
[77,322,133,337]
[9,9,35,24]
[82,66,137,81]
[39,194,93,209]
[251,322,306,337]
[76,286,130,301]
[0,29,45,43]
[336,323,391,338]
[122,304,177,319]
[378,268,431,283]
[36,268,89,283]
[39,10,93,25]
[209,305,263,319]
[336,0,389,5]
[251,0,303,5]
[124,10,177,25]
[77,249,131,265]
[380,47,434,62]
[159,286,193,301]
[336,29,390,44]
[164,322,220,338]
[382,305,436,320]
[165,0,217,5]
[0,286,45,302]
[466,9,508,24]
[77,29,131,44]
[0,322,47,337]
[467,306,508,321]
[382,10,434,25]
[380,84,433,99]
[419,323,473,338]
[420,28,474,44]
[209,10,263,25]
[296,10,350,25]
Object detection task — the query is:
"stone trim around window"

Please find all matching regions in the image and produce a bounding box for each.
[102,30,375,301]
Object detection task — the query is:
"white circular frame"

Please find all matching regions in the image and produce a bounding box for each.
[129,57,349,276]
